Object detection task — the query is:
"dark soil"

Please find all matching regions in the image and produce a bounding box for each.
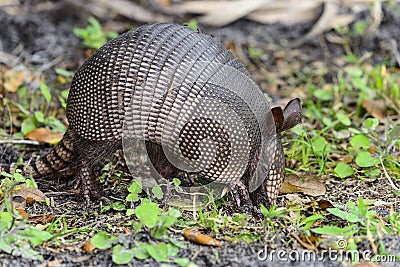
[0,0,399,266]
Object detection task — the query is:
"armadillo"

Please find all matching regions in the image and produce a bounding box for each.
[23,23,302,208]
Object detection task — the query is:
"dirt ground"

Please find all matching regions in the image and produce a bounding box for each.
[0,0,400,266]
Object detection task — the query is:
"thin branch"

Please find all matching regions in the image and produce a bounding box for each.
[0,140,40,145]
[380,156,400,191]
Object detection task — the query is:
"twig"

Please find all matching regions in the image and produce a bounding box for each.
[0,51,20,65]
[37,55,64,73]
[379,156,400,191]
[0,139,40,145]
[366,0,383,36]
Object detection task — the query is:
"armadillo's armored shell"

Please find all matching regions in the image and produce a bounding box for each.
[67,23,276,189]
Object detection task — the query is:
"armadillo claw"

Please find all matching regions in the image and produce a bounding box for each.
[249,187,272,211]
[231,180,272,217]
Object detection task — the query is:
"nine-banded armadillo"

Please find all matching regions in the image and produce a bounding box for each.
[23,23,301,209]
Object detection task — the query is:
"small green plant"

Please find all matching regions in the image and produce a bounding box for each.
[313,196,399,238]
[0,211,54,260]
[260,204,295,236]
[73,17,118,49]
[91,198,190,265]
[0,171,54,260]
[248,44,262,59]
[289,62,399,182]
[3,79,67,141]
[305,197,400,264]
[298,214,325,234]
[133,199,181,238]
[186,19,198,31]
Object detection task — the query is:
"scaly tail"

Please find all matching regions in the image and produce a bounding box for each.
[25,128,76,177]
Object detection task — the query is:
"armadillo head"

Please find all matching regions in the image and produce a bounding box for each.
[250,98,302,208]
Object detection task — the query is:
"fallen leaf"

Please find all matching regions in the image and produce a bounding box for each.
[17,208,29,219]
[153,0,170,7]
[362,99,385,120]
[14,183,46,202]
[315,200,334,210]
[176,0,326,26]
[29,214,56,224]
[25,127,63,144]
[184,228,222,247]
[280,174,326,197]
[82,240,96,253]
[12,195,26,209]
[3,69,24,92]
[306,200,334,212]
[280,181,303,193]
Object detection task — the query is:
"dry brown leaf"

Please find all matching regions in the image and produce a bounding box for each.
[248,7,320,25]
[289,0,339,47]
[184,228,222,247]
[25,127,63,144]
[3,69,24,92]
[29,214,56,224]
[17,208,29,219]
[281,174,326,197]
[82,240,96,253]
[14,183,46,202]
[280,181,303,194]
[153,0,171,7]
[315,199,334,210]
[306,200,334,212]
[362,99,385,120]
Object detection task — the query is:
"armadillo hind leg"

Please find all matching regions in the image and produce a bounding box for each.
[72,135,121,201]
[25,129,76,177]
[75,159,101,201]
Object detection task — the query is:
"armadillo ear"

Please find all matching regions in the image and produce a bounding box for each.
[271,106,284,133]
[282,98,302,131]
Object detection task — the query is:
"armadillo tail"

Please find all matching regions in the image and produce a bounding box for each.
[25,129,76,177]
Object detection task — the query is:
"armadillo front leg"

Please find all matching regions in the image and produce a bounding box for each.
[71,136,120,201]
[231,180,260,215]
